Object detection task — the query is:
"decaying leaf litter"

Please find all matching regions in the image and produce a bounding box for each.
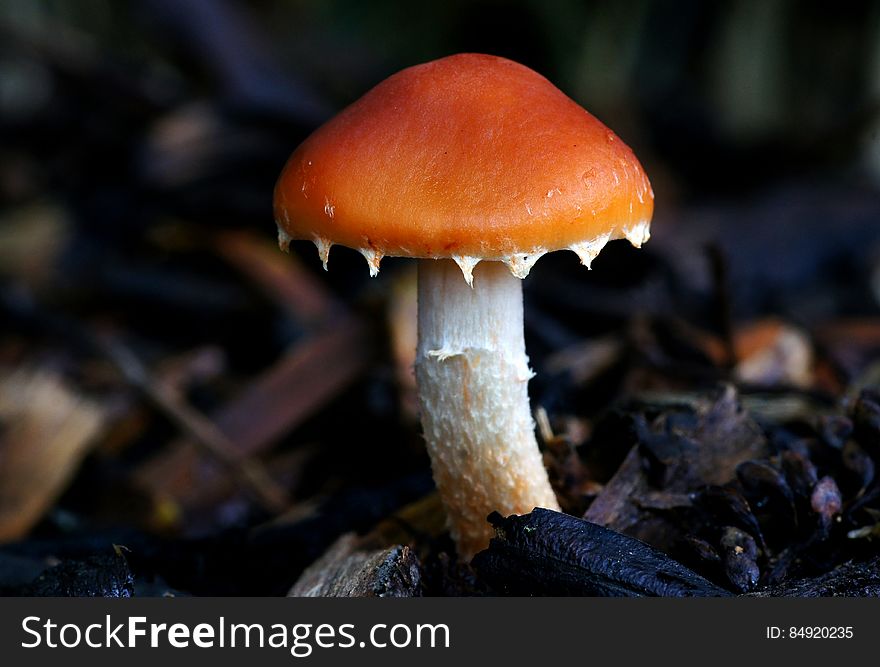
[1,1,879,596]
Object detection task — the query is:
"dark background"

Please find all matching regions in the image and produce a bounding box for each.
[0,0,879,595]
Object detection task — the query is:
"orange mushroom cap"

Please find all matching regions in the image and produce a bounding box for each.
[274,53,653,278]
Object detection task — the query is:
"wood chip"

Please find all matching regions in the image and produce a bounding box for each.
[0,368,106,541]
[288,533,421,597]
[733,318,813,387]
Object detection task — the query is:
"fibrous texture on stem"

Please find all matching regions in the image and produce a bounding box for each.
[416,259,560,560]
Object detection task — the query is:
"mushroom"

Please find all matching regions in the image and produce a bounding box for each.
[274,53,654,560]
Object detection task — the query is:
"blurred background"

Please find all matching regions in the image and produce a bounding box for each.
[0,0,879,595]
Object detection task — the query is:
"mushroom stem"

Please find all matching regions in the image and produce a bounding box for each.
[415,258,560,560]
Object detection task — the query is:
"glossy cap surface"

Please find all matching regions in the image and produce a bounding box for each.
[274,53,653,279]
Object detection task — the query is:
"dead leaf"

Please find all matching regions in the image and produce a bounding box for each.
[0,368,106,541]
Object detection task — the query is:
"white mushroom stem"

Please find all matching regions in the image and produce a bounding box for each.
[415,258,560,561]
